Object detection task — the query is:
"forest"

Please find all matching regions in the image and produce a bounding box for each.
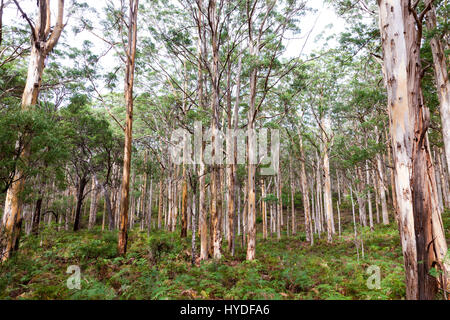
[0,0,449,301]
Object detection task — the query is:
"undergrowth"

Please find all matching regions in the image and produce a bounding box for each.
[1,209,448,300]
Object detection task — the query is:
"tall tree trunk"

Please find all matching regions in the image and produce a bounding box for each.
[261,178,267,239]
[1,0,65,262]
[236,181,242,236]
[187,182,191,233]
[181,164,188,238]
[289,155,296,235]
[73,176,88,232]
[366,161,374,231]
[115,188,121,230]
[246,12,260,260]
[227,53,241,253]
[70,188,76,229]
[322,123,334,242]
[356,168,367,227]
[299,133,312,243]
[437,149,450,209]
[276,165,282,241]
[242,179,248,246]
[315,153,323,235]
[93,175,114,231]
[198,136,208,260]
[195,0,208,261]
[337,170,342,236]
[157,174,163,230]
[376,131,389,225]
[191,190,197,264]
[310,172,318,237]
[31,197,43,235]
[350,184,360,261]
[208,0,223,260]
[226,149,235,251]
[129,171,136,229]
[88,178,99,230]
[103,186,113,231]
[172,165,179,232]
[118,0,138,256]
[168,161,174,232]
[237,182,241,237]
[434,148,445,213]
[232,181,238,256]
[140,153,148,232]
[425,3,450,173]
[147,178,153,235]
[377,0,449,299]
[385,127,399,224]
[0,0,3,48]
[180,60,188,238]
[168,172,173,232]
[102,199,106,231]
[163,181,168,230]
[371,168,380,225]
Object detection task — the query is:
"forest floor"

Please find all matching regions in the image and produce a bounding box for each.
[1,209,449,300]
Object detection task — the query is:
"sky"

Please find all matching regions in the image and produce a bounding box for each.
[285,0,346,57]
[4,0,347,80]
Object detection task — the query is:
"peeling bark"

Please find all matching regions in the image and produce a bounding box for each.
[377,0,449,299]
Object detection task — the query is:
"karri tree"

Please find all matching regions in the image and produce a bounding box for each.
[1,0,65,262]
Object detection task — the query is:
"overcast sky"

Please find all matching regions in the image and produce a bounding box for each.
[5,0,347,76]
[286,0,346,57]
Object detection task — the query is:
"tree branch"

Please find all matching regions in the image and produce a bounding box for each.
[12,0,37,43]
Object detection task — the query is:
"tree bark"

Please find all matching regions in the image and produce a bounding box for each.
[425,3,450,173]
[261,178,267,239]
[437,149,450,209]
[118,0,138,256]
[31,197,43,235]
[356,168,367,227]
[289,155,296,235]
[377,0,449,299]
[376,131,389,225]
[147,178,153,235]
[157,177,163,230]
[322,123,334,242]
[315,153,323,236]
[350,184,360,261]
[434,148,445,213]
[1,0,65,262]
[208,0,223,260]
[299,133,312,243]
[245,4,260,260]
[88,177,99,230]
[140,153,148,232]
[181,164,188,238]
[191,190,197,264]
[195,0,208,261]
[276,165,282,241]
[226,53,241,253]
[366,161,374,231]
[198,130,208,261]
[73,176,88,232]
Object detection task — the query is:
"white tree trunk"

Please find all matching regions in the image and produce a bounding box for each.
[322,125,334,242]
[378,0,449,299]
[88,177,99,230]
[426,4,450,173]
